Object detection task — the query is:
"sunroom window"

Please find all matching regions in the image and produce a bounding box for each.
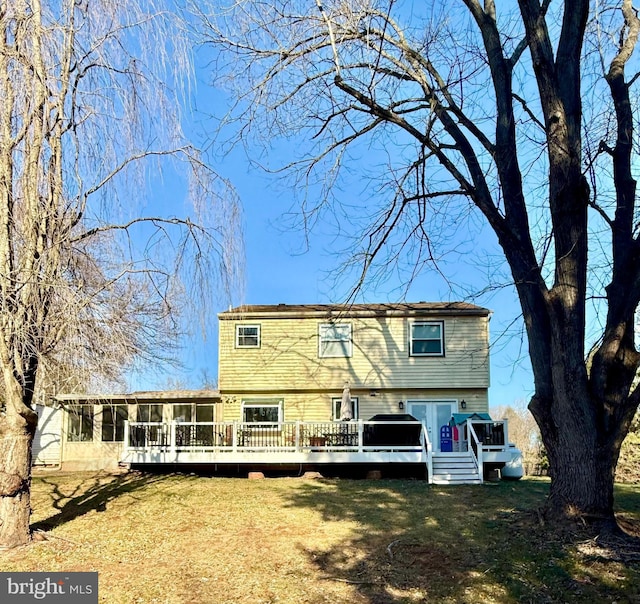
[319,323,352,358]
[136,404,163,423]
[101,404,128,442]
[410,321,444,356]
[67,405,94,442]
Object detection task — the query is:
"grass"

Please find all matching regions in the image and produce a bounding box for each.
[2,471,639,604]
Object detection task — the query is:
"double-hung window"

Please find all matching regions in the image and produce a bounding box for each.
[410,321,444,356]
[236,324,260,348]
[319,323,352,358]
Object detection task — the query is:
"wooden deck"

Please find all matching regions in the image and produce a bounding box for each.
[122,419,511,483]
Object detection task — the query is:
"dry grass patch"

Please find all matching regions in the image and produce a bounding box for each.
[1,471,638,603]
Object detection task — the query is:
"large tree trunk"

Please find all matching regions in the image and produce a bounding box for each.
[531,390,620,528]
[546,431,617,525]
[0,378,38,548]
[0,424,35,548]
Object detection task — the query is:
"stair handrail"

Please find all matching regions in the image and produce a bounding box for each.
[421,421,434,484]
[466,421,484,483]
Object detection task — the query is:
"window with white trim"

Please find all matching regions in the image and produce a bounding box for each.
[332,397,359,421]
[410,321,444,356]
[242,400,283,423]
[319,323,352,358]
[236,324,260,348]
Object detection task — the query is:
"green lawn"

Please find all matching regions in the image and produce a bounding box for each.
[2,471,639,603]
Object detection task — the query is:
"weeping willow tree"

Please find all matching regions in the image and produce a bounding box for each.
[201,0,640,534]
[0,0,243,548]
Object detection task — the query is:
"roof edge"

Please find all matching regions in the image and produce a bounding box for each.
[53,389,221,403]
[218,302,491,319]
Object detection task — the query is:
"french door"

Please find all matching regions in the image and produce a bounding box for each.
[407,400,457,453]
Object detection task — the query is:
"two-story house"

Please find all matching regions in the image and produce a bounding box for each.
[217,302,491,446]
[36,302,511,483]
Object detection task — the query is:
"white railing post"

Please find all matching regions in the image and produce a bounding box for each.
[170,420,177,456]
[466,421,483,483]
[357,419,363,452]
[232,421,238,452]
[123,420,130,451]
[502,418,509,446]
[295,420,301,452]
[422,421,433,484]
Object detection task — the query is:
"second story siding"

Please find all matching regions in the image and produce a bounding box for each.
[218,303,490,392]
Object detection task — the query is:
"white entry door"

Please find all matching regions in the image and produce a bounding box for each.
[408,400,456,452]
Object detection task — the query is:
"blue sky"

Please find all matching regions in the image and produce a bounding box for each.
[128,63,535,410]
[130,149,535,409]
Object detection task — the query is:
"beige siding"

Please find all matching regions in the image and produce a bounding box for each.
[219,388,489,423]
[219,314,490,393]
[60,404,131,470]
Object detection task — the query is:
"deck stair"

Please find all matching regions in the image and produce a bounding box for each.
[431,452,482,485]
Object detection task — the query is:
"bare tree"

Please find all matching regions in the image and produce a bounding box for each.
[202,0,640,533]
[0,1,243,547]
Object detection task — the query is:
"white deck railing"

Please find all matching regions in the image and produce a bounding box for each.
[124,419,426,454]
[121,418,508,479]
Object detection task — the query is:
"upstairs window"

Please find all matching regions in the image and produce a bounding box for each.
[236,324,261,348]
[319,323,352,358]
[410,321,444,356]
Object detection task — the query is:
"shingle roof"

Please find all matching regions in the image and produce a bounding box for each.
[219,302,490,319]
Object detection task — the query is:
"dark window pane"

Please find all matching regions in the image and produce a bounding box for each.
[244,406,279,423]
[412,340,442,355]
[67,405,94,442]
[173,404,193,422]
[102,405,128,442]
[196,404,214,422]
[102,407,114,441]
[137,404,163,422]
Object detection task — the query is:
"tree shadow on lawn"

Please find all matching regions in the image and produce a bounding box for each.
[286,478,640,604]
[31,471,164,533]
